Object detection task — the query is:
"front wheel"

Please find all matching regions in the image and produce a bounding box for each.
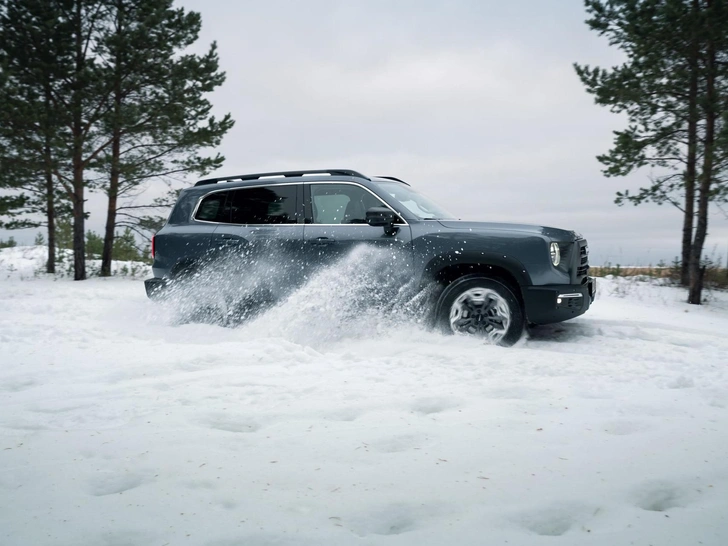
[437,275,524,346]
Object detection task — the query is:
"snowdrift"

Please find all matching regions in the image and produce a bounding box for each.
[1,245,727,545]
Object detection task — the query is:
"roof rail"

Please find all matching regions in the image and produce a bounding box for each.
[194,169,370,187]
[375,175,410,186]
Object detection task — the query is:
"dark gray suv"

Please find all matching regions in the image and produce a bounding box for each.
[146,169,595,345]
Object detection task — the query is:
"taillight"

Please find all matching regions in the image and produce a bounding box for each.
[151,235,155,259]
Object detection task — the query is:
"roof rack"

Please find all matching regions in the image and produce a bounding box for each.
[375,175,410,186]
[194,169,370,187]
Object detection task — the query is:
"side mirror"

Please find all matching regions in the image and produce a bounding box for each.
[366,207,398,236]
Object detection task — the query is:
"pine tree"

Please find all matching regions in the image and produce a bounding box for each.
[0,0,230,280]
[55,218,73,253]
[94,0,232,276]
[575,0,728,304]
[0,236,17,248]
[85,230,104,259]
[0,0,73,274]
[0,0,114,280]
[112,227,142,261]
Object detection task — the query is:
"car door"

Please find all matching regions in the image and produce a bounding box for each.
[303,182,414,278]
[209,183,305,297]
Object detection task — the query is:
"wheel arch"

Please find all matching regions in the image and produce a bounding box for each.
[424,253,529,322]
[425,253,531,292]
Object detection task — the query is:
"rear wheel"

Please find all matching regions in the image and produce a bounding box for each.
[437,275,524,346]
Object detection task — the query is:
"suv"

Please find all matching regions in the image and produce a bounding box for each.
[146,169,595,345]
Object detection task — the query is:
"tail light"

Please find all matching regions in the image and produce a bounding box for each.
[151,235,155,259]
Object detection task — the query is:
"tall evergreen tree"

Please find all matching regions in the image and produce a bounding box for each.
[0,0,230,280]
[94,0,232,276]
[575,0,728,304]
[0,0,73,273]
[0,0,111,280]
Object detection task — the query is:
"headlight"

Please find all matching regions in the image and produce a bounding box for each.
[550,242,561,267]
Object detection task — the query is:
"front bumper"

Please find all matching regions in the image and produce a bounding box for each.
[144,277,169,300]
[522,276,596,325]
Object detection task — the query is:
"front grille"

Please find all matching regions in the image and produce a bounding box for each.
[577,240,590,278]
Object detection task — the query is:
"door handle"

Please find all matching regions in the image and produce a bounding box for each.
[215,233,244,246]
[312,236,335,246]
[249,228,275,236]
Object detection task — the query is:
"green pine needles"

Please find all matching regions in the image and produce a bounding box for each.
[0,0,234,279]
[575,0,728,304]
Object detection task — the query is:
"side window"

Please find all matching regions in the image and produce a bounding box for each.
[194,191,229,222]
[228,185,297,224]
[310,184,386,224]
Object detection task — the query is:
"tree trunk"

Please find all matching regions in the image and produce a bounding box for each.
[45,166,55,274]
[681,0,700,287]
[72,160,85,281]
[43,85,56,274]
[71,0,85,281]
[688,2,715,304]
[101,1,124,277]
[101,136,120,277]
[680,189,694,286]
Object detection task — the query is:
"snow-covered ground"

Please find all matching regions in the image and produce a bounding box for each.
[1,246,727,546]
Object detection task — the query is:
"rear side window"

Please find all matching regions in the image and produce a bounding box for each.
[229,185,297,224]
[194,191,229,222]
[168,191,199,224]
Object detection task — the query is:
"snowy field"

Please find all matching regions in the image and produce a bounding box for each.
[1,246,728,546]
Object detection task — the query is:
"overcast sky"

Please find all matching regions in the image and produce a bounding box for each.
[6,0,728,266]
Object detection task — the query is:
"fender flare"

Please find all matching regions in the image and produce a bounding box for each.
[423,251,532,288]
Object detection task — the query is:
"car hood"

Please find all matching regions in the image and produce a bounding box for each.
[436,220,577,241]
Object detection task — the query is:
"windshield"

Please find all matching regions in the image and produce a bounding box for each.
[373,180,455,220]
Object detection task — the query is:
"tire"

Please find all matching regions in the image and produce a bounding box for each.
[436,275,524,347]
